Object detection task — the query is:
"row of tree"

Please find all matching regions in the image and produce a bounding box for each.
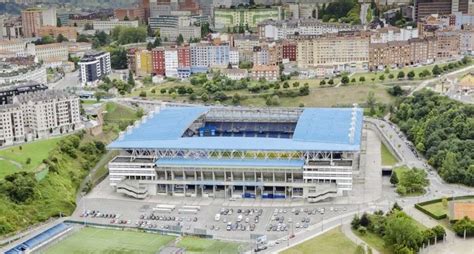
[352,205,446,254]
[391,90,474,186]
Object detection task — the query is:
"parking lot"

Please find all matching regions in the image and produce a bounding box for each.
[73,197,359,242]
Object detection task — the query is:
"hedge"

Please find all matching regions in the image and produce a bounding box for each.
[415,195,474,220]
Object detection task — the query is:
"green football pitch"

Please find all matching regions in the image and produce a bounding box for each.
[44,227,176,254]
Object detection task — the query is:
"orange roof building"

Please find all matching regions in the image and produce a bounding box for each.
[449,201,474,220]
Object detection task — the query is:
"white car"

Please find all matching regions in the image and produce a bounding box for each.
[215,214,221,221]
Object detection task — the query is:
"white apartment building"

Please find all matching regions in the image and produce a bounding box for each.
[160,26,201,41]
[0,39,28,54]
[14,90,81,139]
[165,48,179,77]
[0,105,24,146]
[93,19,139,33]
[229,47,239,66]
[0,64,47,85]
[370,26,419,43]
[78,51,112,86]
[26,43,69,62]
[258,19,361,41]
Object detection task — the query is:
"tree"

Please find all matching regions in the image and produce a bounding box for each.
[442,197,448,208]
[432,65,442,76]
[397,71,405,79]
[351,215,361,229]
[384,213,423,252]
[77,34,89,43]
[341,75,350,85]
[320,80,326,86]
[388,73,394,79]
[110,47,128,69]
[390,171,399,185]
[407,71,415,80]
[123,15,130,21]
[139,91,147,97]
[351,78,356,83]
[379,74,385,81]
[232,93,241,105]
[1,172,38,203]
[177,34,184,46]
[127,70,135,87]
[366,91,376,115]
[57,17,62,27]
[388,85,403,96]
[359,76,366,82]
[56,33,68,43]
[201,22,210,36]
[452,217,474,237]
[360,213,370,227]
[328,79,334,85]
[283,82,290,88]
[147,42,153,50]
[201,92,209,102]
[153,37,162,47]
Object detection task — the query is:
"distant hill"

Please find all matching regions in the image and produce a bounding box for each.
[0,0,136,14]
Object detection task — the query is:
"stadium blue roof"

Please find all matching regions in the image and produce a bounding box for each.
[109,107,363,152]
[156,158,305,168]
[5,223,71,254]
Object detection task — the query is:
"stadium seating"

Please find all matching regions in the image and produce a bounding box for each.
[5,223,71,254]
[202,121,297,138]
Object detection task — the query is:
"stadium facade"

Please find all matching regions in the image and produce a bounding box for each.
[107,106,363,202]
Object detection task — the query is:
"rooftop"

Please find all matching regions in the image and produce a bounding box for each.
[109,106,363,152]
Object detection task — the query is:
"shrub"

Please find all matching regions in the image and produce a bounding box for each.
[357,226,367,235]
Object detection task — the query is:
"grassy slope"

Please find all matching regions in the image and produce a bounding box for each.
[45,227,176,254]
[381,142,398,166]
[282,226,358,254]
[132,81,393,108]
[104,102,138,123]
[177,237,242,254]
[0,138,62,177]
[353,230,391,254]
[0,102,139,237]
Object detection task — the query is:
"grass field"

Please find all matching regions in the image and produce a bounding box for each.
[0,137,62,179]
[104,102,138,123]
[353,230,391,254]
[131,79,393,108]
[177,237,243,254]
[381,142,398,166]
[282,226,358,254]
[45,227,176,254]
[421,202,448,218]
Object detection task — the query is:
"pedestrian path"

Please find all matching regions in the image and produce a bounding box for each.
[341,223,380,254]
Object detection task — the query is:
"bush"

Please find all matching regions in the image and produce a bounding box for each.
[357,226,367,235]
[139,91,147,97]
[453,217,474,237]
[351,215,361,229]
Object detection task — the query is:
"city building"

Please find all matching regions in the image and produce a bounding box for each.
[214,7,282,30]
[369,37,438,69]
[221,68,248,80]
[449,201,474,220]
[252,42,282,66]
[160,26,201,41]
[0,81,48,105]
[190,42,230,72]
[26,43,69,63]
[107,106,363,201]
[251,64,280,81]
[78,51,112,86]
[282,41,297,62]
[14,90,81,139]
[0,104,24,146]
[229,47,239,66]
[37,26,78,41]
[0,56,47,85]
[0,89,81,146]
[164,47,179,77]
[0,39,28,55]
[414,0,468,21]
[92,19,139,33]
[436,31,461,58]
[21,7,57,37]
[296,32,370,71]
[370,26,419,43]
[258,19,361,41]
[151,47,166,75]
[231,34,260,62]
[114,7,146,22]
[135,50,153,76]
[148,15,202,41]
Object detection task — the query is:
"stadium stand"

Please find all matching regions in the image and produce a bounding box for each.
[5,223,72,254]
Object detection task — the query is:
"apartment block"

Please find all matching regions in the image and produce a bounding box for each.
[93,19,139,32]
[251,65,280,81]
[136,50,153,76]
[114,7,146,22]
[214,7,282,30]
[296,32,370,71]
[282,41,297,62]
[78,51,112,86]
[252,42,282,66]
[258,19,361,41]
[415,0,468,21]
[21,8,57,37]
[370,26,419,43]
[14,90,81,139]
[26,43,69,63]
[151,47,166,75]
[190,42,230,72]
[37,26,78,41]
[165,47,179,77]
[0,104,24,146]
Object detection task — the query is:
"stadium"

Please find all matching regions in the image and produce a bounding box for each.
[107,106,363,202]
